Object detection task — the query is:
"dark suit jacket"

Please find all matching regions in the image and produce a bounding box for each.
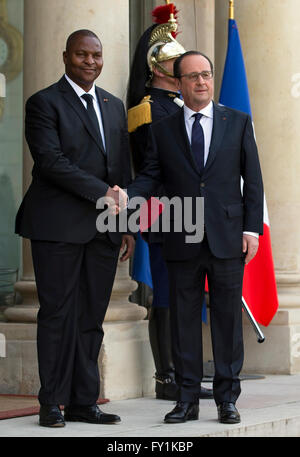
[128,102,264,261]
[15,76,132,244]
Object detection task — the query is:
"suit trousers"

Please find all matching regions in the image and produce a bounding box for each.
[31,232,120,406]
[166,235,245,405]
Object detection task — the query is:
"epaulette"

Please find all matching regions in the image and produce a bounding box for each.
[168,92,184,107]
[128,96,152,133]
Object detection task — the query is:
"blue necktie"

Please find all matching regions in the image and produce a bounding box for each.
[191,113,204,173]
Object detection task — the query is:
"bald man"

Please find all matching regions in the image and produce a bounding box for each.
[16,30,134,427]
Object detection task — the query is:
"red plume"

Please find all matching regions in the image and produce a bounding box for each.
[152,3,179,37]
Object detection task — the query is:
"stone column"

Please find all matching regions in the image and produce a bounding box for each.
[214,0,300,373]
[1,0,151,398]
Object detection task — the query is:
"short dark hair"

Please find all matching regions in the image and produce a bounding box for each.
[65,29,101,52]
[173,51,214,78]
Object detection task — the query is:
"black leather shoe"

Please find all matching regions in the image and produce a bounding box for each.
[64,404,121,424]
[217,402,240,424]
[39,405,65,427]
[199,386,213,399]
[164,401,199,423]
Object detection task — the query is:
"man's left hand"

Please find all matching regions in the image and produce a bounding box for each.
[120,235,135,262]
[243,234,259,264]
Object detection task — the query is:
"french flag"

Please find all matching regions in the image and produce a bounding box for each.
[219,16,279,326]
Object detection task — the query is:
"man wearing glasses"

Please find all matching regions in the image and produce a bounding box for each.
[127,51,264,425]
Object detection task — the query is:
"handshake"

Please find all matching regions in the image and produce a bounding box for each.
[104,185,128,215]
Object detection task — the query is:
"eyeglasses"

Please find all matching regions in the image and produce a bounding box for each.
[179,71,213,82]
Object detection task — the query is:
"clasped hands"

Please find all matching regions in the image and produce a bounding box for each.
[104,185,128,215]
[105,185,134,262]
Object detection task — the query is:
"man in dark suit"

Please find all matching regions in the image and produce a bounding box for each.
[15,29,134,427]
[127,51,264,424]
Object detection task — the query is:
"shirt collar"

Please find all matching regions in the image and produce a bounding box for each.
[184,100,214,121]
[64,74,97,100]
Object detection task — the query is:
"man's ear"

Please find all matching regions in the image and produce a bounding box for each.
[152,66,165,79]
[175,77,181,91]
[63,51,67,65]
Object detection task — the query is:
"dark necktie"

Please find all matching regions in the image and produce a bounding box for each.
[191,113,204,173]
[81,93,104,149]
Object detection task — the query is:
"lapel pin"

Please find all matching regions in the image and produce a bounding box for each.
[223,116,227,120]
[103,98,109,102]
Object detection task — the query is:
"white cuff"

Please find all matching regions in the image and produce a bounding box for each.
[243,231,259,239]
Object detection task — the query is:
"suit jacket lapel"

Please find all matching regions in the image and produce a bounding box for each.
[96,87,110,157]
[58,76,106,154]
[204,102,228,174]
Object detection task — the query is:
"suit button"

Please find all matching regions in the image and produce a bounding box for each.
[200,182,205,188]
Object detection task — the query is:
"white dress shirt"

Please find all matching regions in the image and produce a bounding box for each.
[64,74,106,150]
[183,100,258,239]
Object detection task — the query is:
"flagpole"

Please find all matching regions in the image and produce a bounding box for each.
[229,0,234,19]
[242,298,265,343]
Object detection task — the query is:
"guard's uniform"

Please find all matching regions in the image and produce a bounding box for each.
[130,87,182,307]
[128,87,182,400]
[130,88,181,179]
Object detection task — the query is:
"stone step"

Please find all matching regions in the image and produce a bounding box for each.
[0,375,300,438]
